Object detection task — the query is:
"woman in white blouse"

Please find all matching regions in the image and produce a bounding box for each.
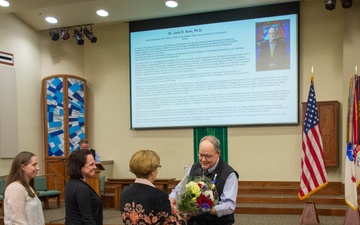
[4,151,45,225]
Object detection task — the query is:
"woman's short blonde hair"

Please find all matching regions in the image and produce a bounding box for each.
[129,150,160,179]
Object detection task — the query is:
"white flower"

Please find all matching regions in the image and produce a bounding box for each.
[203,190,214,201]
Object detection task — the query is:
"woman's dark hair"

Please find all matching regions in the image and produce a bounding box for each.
[5,151,37,198]
[67,149,92,179]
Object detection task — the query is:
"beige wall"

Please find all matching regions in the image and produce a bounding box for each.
[0,13,43,174]
[0,0,353,182]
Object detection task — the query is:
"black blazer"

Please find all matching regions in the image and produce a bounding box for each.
[64,178,103,225]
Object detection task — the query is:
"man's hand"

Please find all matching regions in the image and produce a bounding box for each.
[210,207,217,215]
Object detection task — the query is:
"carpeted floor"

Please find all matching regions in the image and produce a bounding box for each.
[42,201,345,225]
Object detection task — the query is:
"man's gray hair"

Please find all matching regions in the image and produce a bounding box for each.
[200,135,221,152]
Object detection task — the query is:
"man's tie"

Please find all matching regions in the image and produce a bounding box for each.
[203,169,209,176]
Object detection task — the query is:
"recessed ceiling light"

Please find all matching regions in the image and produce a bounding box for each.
[45,17,58,24]
[165,0,178,8]
[0,0,10,7]
[97,9,109,17]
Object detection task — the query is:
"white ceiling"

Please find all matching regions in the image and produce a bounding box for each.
[0,0,299,31]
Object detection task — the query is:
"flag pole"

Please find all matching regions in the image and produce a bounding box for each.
[308,66,313,204]
[300,67,322,225]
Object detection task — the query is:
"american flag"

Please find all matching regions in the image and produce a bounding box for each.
[298,80,328,199]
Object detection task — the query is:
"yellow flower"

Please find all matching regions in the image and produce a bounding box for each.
[186,181,201,197]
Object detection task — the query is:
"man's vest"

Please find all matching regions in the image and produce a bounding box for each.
[188,158,239,225]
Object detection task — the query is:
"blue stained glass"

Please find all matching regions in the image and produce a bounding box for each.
[45,76,86,157]
[72,92,84,104]
[52,149,63,156]
[48,86,56,94]
[69,103,81,111]
[49,121,62,128]
[47,105,55,113]
[69,100,81,107]
[69,132,78,139]
[69,118,78,122]
[69,82,81,93]
[69,125,80,134]
[55,92,63,103]
[52,77,62,86]
[49,129,64,138]
[48,112,54,122]
[47,93,55,100]
[79,133,85,140]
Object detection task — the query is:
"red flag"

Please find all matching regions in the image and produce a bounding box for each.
[298,80,328,200]
[345,75,360,210]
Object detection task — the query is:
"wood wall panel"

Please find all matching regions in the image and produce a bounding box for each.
[301,101,340,167]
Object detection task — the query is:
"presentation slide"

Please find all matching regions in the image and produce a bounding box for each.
[130,11,298,129]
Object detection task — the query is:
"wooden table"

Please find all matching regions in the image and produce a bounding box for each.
[107,178,176,210]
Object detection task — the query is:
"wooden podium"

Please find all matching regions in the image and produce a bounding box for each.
[86,163,105,196]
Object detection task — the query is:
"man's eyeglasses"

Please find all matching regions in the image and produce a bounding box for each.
[157,165,162,170]
[198,153,216,160]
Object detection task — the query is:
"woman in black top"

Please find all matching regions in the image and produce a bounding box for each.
[120,150,186,225]
[65,149,103,225]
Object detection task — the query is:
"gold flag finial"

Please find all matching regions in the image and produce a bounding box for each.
[311,66,314,82]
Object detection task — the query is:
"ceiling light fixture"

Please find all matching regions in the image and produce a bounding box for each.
[45,17,58,24]
[83,26,97,43]
[165,0,178,8]
[48,24,97,45]
[74,28,84,45]
[49,29,60,41]
[60,28,70,40]
[0,0,10,7]
[341,0,352,8]
[96,9,109,17]
[324,0,336,10]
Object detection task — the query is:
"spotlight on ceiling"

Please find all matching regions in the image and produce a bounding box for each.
[0,0,10,7]
[60,28,70,40]
[49,29,59,41]
[83,26,97,43]
[324,0,336,10]
[165,0,178,8]
[341,0,352,8]
[74,28,84,45]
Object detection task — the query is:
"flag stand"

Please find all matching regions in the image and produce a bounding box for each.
[343,207,360,225]
[299,201,319,225]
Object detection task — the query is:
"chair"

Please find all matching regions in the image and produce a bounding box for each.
[100,176,106,208]
[34,174,61,210]
[0,177,5,215]
[100,176,105,195]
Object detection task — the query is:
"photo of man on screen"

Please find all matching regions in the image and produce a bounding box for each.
[256,22,290,71]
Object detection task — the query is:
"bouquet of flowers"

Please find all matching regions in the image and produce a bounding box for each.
[176,176,218,216]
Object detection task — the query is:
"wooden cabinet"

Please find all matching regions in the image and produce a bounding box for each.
[301,101,340,167]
